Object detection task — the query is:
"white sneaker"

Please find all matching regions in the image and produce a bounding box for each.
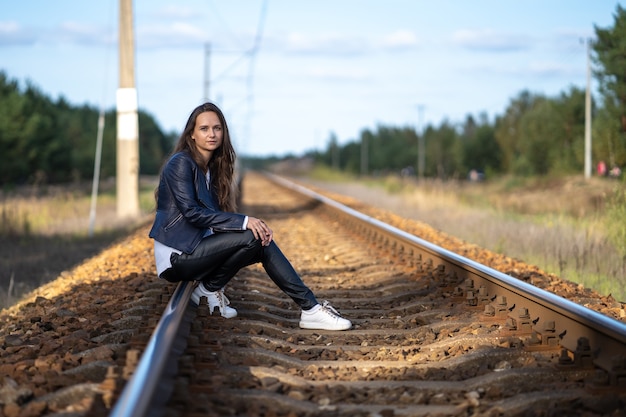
[299,301,352,331]
[191,285,238,318]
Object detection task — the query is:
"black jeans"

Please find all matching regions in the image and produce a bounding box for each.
[168,230,318,310]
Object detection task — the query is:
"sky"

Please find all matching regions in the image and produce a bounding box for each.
[1,1,623,157]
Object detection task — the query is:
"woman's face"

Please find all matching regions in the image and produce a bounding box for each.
[191,111,223,159]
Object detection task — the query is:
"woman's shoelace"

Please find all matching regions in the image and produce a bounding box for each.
[321,300,343,317]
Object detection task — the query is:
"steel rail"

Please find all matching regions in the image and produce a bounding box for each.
[110,280,196,417]
[267,173,626,373]
[107,173,624,417]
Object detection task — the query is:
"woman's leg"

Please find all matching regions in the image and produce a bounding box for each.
[207,238,318,310]
[170,230,261,285]
[171,231,318,310]
[172,231,350,329]
[172,230,318,310]
[258,241,319,310]
[256,242,351,330]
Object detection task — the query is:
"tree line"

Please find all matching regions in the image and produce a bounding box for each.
[0,72,175,185]
[2,6,626,185]
[312,6,626,179]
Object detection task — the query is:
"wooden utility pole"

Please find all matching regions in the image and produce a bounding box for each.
[116,0,139,218]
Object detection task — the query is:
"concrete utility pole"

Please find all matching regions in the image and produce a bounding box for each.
[360,134,368,176]
[417,105,425,180]
[117,0,140,218]
[584,38,592,179]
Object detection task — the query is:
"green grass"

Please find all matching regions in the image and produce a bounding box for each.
[308,165,357,182]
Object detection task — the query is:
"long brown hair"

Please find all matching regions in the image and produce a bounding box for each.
[172,102,238,212]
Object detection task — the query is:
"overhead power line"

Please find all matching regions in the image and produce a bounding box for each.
[244,0,269,148]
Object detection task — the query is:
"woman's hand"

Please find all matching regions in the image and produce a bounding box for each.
[247,216,273,246]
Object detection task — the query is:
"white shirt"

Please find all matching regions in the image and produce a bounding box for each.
[154,239,182,276]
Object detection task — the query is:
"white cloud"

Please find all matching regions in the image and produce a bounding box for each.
[305,66,370,82]
[461,58,580,82]
[379,30,419,50]
[151,5,196,20]
[451,29,530,52]
[0,21,20,33]
[138,22,208,48]
[55,21,114,45]
[0,20,113,47]
[0,21,37,46]
[280,30,419,56]
[284,32,369,56]
[527,61,577,78]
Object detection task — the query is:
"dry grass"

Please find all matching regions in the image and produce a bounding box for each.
[3,170,624,310]
[0,178,156,309]
[302,169,626,301]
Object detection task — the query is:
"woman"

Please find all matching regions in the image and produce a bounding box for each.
[149,102,351,331]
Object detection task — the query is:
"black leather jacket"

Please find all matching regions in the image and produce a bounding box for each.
[148,151,246,253]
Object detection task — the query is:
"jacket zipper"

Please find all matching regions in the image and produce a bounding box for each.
[164,213,183,231]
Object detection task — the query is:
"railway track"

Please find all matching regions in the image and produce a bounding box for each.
[1,172,625,417]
